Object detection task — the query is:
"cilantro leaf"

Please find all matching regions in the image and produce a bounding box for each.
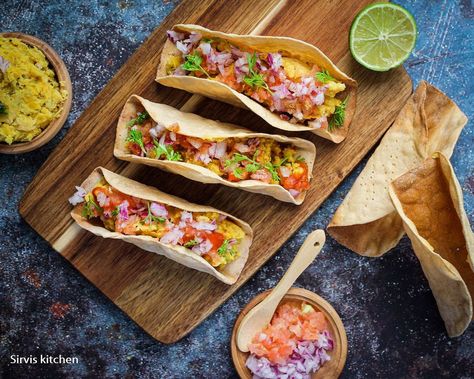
[81,197,100,218]
[142,202,166,225]
[111,207,119,217]
[315,69,336,84]
[243,52,272,94]
[182,51,211,78]
[328,97,348,132]
[127,111,150,127]
[126,129,146,154]
[153,141,183,161]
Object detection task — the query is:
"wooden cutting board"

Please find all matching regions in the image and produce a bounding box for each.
[19,0,412,343]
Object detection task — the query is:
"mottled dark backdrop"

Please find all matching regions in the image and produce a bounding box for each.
[1,1,473,378]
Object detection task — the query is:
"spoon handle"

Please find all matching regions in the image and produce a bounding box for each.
[236,229,326,352]
[260,229,326,309]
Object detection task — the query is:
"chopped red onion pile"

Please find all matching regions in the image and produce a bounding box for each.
[246,331,333,379]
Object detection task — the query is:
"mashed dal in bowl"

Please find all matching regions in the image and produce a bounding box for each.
[0,36,69,146]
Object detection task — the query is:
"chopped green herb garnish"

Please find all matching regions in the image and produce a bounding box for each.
[126,129,146,154]
[182,51,211,78]
[153,141,183,161]
[81,197,100,218]
[142,202,166,225]
[224,151,283,182]
[127,111,150,127]
[0,102,7,115]
[217,239,235,257]
[315,69,336,84]
[243,52,272,94]
[328,97,348,132]
[202,38,214,43]
[184,239,199,248]
[111,207,119,217]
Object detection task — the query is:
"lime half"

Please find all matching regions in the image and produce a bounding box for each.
[350,2,417,71]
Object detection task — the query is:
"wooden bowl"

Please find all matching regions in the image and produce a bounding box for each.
[231,288,347,379]
[0,32,72,154]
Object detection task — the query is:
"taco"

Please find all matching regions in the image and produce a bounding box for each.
[327,81,467,256]
[389,153,474,337]
[68,167,253,285]
[156,24,357,143]
[114,95,316,205]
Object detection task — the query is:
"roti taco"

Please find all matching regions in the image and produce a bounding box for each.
[68,167,253,285]
[114,95,316,204]
[156,24,357,143]
[389,153,474,337]
[327,81,467,256]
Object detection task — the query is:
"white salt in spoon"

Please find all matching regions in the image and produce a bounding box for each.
[236,229,326,352]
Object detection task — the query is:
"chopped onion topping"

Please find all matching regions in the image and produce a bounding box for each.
[68,186,86,206]
[187,137,203,149]
[246,332,333,379]
[192,220,217,231]
[191,239,213,255]
[150,202,168,218]
[214,141,227,159]
[149,124,166,139]
[118,201,129,222]
[279,166,291,178]
[96,192,109,207]
[166,30,185,43]
[160,227,184,245]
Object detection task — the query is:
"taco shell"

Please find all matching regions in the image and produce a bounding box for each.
[114,95,316,205]
[156,24,357,143]
[389,153,474,337]
[70,167,253,285]
[327,81,467,256]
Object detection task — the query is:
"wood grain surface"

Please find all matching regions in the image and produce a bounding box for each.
[19,0,412,343]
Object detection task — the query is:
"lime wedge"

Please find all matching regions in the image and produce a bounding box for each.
[350,2,417,71]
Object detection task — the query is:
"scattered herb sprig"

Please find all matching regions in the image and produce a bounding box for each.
[315,69,336,84]
[218,239,236,257]
[225,150,286,182]
[0,102,7,115]
[126,129,146,154]
[328,97,348,132]
[81,196,100,218]
[154,141,183,161]
[243,53,272,94]
[182,51,211,78]
[142,202,166,225]
[127,111,150,127]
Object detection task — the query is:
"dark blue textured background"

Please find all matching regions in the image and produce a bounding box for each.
[1,1,473,378]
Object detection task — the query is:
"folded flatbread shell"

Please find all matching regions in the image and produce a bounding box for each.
[156,24,357,143]
[114,95,316,205]
[327,81,467,256]
[389,153,474,337]
[70,167,253,285]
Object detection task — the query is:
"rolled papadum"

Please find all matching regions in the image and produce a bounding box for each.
[70,167,253,285]
[156,24,357,143]
[389,153,474,337]
[327,81,467,256]
[114,95,316,205]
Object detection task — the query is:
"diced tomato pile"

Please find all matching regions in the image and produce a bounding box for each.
[248,302,328,365]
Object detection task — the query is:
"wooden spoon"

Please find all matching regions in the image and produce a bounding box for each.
[236,229,326,352]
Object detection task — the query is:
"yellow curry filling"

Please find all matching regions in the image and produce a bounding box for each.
[70,181,245,268]
[165,30,347,130]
